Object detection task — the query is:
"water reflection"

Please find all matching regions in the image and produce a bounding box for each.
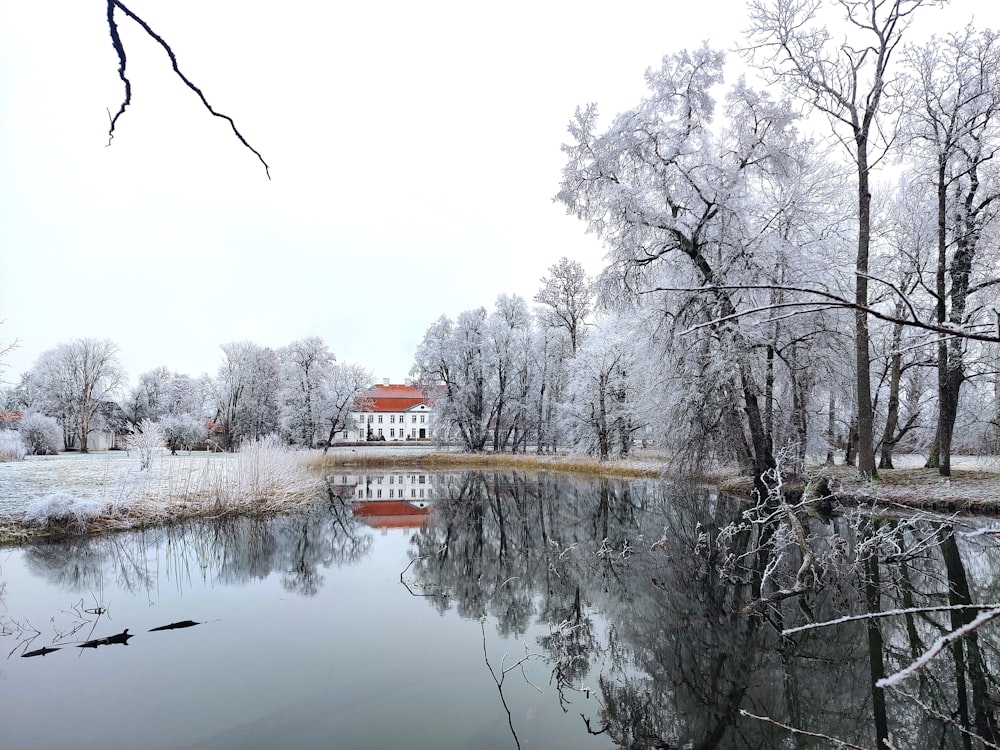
[405,471,1000,749]
[4,471,1000,749]
[20,480,372,599]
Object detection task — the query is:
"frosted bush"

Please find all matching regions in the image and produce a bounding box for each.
[127,419,165,470]
[16,412,62,455]
[0,430,27,462]
[23,491,104,530]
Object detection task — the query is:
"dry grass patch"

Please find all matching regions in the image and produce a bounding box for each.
[305,448,667,478]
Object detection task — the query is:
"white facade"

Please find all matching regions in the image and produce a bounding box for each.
[348,402,432,442]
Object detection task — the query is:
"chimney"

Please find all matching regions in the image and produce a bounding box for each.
[383,378,390,386]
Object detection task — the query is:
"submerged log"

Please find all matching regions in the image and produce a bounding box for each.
[78,629,133,648]
[22,646,61,658]
[148,620,201,632]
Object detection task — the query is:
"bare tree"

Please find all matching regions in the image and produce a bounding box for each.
[902,27,1000,475]
[746,0,942,478]
[319,362,374,450]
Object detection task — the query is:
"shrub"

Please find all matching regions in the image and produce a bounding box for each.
[16,412,62,455]
[0,429,27,461]
[23,491,104,530]
[126,419,165,470]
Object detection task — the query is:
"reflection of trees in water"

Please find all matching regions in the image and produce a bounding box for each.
[408,471,1000,749]
[22,483,373,600]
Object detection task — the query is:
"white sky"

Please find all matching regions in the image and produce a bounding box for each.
[1,0,996,388]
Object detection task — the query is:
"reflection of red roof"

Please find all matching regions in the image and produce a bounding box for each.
[353,500,431,530]
[355,384,430,413]
[0,410,22,424]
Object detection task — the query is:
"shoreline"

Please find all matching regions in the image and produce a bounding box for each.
[2,449,998,545]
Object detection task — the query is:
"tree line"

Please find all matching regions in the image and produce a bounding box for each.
[414,0,1000,487]
[0,336,372,455]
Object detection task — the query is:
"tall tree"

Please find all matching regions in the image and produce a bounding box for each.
[534,257,594,354]
[902,27,1000,476]
[746,0,941,478]
[558,47,791,494]
[319,362,374,450]
[413,310,495,452]
[279,337,335,448]
[28,338,126,452]
[212,341,281,449]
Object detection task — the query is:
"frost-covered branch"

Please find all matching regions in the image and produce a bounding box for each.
[876,606,1000,688]
[655,282,1000,343]
[106,0,270,178]
[782,603,1000,636]
[739,709,869,750]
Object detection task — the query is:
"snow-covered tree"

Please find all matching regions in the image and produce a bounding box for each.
[318,362,374,449]
[534,257,594,354]
[211,341,281,450]
[413,310,494,451]
[278,337,335,448]
[558,47,806,491]
[27,338,126,452]
[560,316,648,460]
[746,0,942,478]
[901,26,1000,475]
[159,413,207,454]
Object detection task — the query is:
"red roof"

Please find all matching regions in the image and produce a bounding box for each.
[356,383,430,413]
[353,500,431,529]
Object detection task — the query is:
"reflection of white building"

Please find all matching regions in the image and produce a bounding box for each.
[330,472,436,533]
[345,382,434,442]
[329,472,435,503]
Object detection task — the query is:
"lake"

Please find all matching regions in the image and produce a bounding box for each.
[2,470,1000,749]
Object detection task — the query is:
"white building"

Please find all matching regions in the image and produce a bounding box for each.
[345,382,434,442]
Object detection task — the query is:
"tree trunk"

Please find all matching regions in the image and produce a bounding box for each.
[878,319,905,470]
[855,147,877,478]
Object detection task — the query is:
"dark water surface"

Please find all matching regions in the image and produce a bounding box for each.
[3,471,1000,749]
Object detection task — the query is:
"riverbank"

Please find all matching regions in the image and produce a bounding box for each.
[1,448,998,545]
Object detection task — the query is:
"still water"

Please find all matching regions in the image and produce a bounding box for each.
[2,471,1000,749]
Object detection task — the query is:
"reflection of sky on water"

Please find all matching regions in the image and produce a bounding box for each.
[0,493,609,750]
[4,472,1000,749]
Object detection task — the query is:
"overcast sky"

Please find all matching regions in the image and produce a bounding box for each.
[1,0,996,388]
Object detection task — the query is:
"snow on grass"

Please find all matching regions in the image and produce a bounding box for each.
[0,437,324,534]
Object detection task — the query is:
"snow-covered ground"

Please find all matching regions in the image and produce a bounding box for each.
[0,450,237,516]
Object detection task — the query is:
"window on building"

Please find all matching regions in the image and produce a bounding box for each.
[377,489,382,499]
[390,428,395,437]
[420,415,425,423]
[368,415,373,423]
[378,415,383,423]
[390,415,395,423]
[378,428,383,437]
[412,415,417,423]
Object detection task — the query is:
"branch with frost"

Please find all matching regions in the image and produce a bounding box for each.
[648,282,1000,344]
[106,0,270,178]
[876,606,1000,688]
[887,686,1000,749]
[781,603,1000,636]
[739,710,869,750]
